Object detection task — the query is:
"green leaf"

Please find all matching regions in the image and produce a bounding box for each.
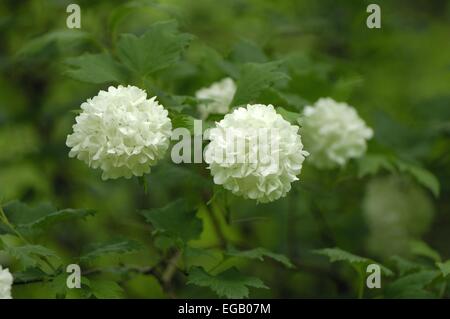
[385,270,439,298]
[108,1,176,38]
[227,247,294,268]
[90,279,124,299]
[2,201,95,231]
[187,267,268,299]
[184,246,220,264]
[390,256,426,276]
[395,161,440,197]
[80,238,142,262]
[16,30,90,59]
[153,234,179,252]
[6,245,60,268]
[50,273,70,299]
[231,62,289,106]
[169,110,196,134]
[315,247,393,276]
[276,91,309,110]
[2,201,55,228]
[13,267,48,283]
[117,20,193,76]
[51,274,91,299]
[31,208,95,229]
[357,155,440,197]
[436,260,450,277]
[184,247,223,270]
[229,39,267,64]
[332,75,364,101]
[163,94,202,111]
[409,240,441,262]
[201,46,239,78]
[65,53,127,84]
[315,247,367,263]
[141,199,202,242]
[276,107,300,125]
[357,154,396,178]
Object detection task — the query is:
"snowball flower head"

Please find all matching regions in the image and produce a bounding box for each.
[363,176,434,258]
[300,98,373,169]
[0,266,13,299]
[196,78,236,119]
[205,104,308,203]
[66,85,172,180]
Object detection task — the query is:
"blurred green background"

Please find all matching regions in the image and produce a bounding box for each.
[0,0,449,298]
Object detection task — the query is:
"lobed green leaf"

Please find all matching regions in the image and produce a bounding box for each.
[80,238,142,262]
[227,247,294,269]
[117,20,193,76]
[141,199,202,242]
[231,62,289,106]
[187,266,268,299]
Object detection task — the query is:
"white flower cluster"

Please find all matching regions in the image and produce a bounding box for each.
[196,77,236,119]
[363,176,434,258]
[300,98,373,169]
[0,266,13,299]
[66,82,375,204]
[205,104,308,203]
[66,85,172,180]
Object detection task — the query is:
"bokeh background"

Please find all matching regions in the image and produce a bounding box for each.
[0,0,449,298]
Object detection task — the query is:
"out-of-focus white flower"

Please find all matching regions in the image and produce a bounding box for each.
[66,85,172,180]
[363,176,434,257]
[300,98,373,169]
[196,78,236,119]
[205,104,308,203]
[0,266,13,299]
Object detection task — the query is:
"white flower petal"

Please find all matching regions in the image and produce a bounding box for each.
[300,97,373,169]
[66,85,172,179]
[196,78,236,119]
[205,104,308,203]
[0,266,13,299]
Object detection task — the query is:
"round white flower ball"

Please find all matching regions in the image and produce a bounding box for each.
[300,98,373,169]
[204,104,308,203]
[196,77,236,119]
[0,266,13,299]
[66,85,172,180]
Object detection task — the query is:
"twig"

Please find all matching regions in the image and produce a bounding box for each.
[161,251,182,298]
[203,193,227,248]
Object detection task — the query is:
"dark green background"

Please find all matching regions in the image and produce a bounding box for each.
[0,0,449,298]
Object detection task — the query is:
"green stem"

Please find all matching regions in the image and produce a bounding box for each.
[356,266,365,299]
[138,175,148,195]
[204,197,227,248]
[0,206,26,242]
[208,256,231,275]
